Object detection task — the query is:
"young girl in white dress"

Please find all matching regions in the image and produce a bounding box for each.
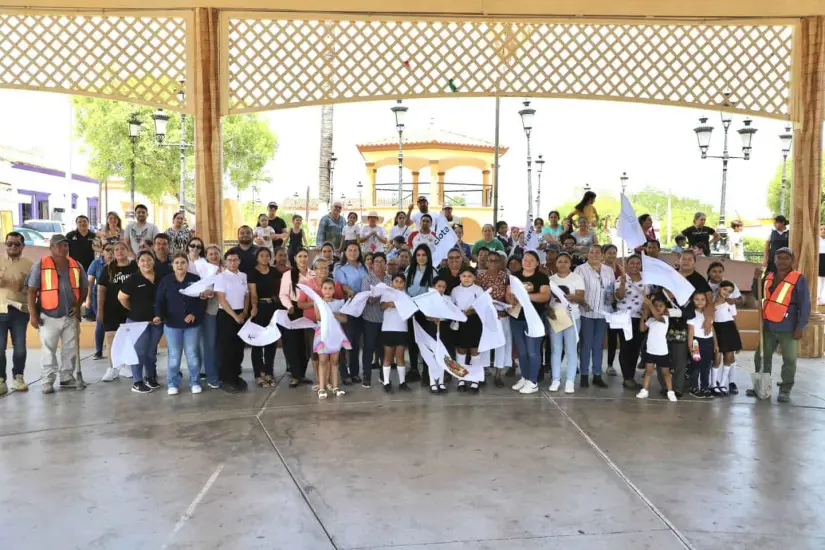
[313,278,350,399]
[713,280,743,395]
[380,273,411,393]
[450,266,484,394]
[253,213,276,256]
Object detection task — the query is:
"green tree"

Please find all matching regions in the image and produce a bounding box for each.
[73,97,277,203]
[765,155,825,219]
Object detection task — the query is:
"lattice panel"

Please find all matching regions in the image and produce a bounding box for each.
[0,13,188,109]
[227,18,794,117]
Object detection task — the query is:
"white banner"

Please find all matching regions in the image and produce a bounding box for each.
[411,289,467,321]
[616,193,647,251]
[275,310,318,330]
[413,321,484,382]
[111,322,149,368]
[641,254,695,306]
[472,289,505,353]
[508,275,546,337]
[339,290,372,317]
[606,310,633,341]
[179,274,219,297]
[370,283,418,320]
[431,222,458,266]
[297,283,349,350]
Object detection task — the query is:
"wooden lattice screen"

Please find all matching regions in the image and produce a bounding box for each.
[0,11,191,111]
[224,16,795,118]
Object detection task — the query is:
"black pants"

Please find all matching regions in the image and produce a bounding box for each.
[217,309,245,383]
[618,319,643,381]
[340,316,364,379]
[251,301,277,377]
[362,321,383,379]
[689,337,714,390]
[607,328,622,367]
[282,327,309,379]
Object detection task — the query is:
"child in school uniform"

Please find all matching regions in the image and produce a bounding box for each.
[380,273,412,393]
[313,278,350,399]
[340,212,360,255]
[450,266,484,394]
[687,291,717,399]
[713,280,743,395]
[637,295,678,402]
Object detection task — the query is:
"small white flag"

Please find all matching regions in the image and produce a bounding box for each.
[431,222,458,266]
[179,274,219,297]
[411,289,467,321]
[339,290,372,317]
[508,275,546,338]
[616,193,647,251]
[275,310,318,330]
[370,283,419,320]
[111,322,149,368]
[472,290,505,353]
[238,319,282,346]
[642,254,695,306]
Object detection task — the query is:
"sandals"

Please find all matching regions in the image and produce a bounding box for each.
[263,375,274,388]
[333,387,346,397]
[255,377,265,387]
[318,389,328,399]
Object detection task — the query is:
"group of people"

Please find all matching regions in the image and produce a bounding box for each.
[0,194,811,404]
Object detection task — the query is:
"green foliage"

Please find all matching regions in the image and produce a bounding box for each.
[743,236,764,254]
[73,97,277,203]
[765,155,825,219]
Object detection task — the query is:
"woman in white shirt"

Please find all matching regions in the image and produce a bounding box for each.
[614,254,647,389]
[213,249,249,393]
[548,252,586,394]
[573,245,616,388]
[390,211,412,242]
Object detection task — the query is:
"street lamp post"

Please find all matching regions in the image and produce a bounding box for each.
[692,97,758,256]
[127,112,143,219]
[535,154,545,218]
[152,80,192,214]
[619,171,629,258]
[779,125,793,216]
[328,153,337,206]
[357,181,364,218]
[390,100,408,208]
[518,100,536,220]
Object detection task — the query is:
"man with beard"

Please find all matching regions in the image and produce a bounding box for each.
[124,204,159,258]
[228,226,259,275]
[0,231,33,395]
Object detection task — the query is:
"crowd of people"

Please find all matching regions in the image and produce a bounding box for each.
[0,194,811,404]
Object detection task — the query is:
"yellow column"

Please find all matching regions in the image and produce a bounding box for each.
[790,16,825,357]
[412,171,420,202]
[437,172,446,205]
[366,164,377,206]
[193,7,224,246]
[482,170,491,207]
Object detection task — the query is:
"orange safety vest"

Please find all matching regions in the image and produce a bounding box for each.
[39,256,82,311]
[762,270,801,323]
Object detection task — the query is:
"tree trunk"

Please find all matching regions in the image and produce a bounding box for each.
[319,104,334,205]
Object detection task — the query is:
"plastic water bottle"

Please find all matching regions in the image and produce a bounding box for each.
[691,340,701,362]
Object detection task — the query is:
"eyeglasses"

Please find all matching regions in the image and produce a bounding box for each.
[188,244,203,249]
[5,242,22,247]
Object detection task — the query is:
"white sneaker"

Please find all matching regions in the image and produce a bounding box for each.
[512,377,527,391]
[119,366,133,378]
[667,391,677,402]
[519,381,539,394]
[168,387,179,396]
[636,388,649,399]
[548,380,561,392]
[191,384,202,394]
[564,380,575,394]
[101,367,119,382]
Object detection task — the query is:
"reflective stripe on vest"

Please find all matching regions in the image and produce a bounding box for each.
[762,270,801,323]
[39,256,82,311]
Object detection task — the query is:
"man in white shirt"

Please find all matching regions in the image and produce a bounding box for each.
[408,214,437,253]
[439,205,461,230]
[406,196,431,229]
[124,204,160,257]
[729,220,745,261]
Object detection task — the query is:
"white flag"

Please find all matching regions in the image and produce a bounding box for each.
[297,283,349,350]
[606,310,633,341]
[616,193,647,250]
[275,310,318,330]
[548,280,571,309]
[508,275,546,337]
[238,319,282,346]
[111,322,149,368]
[411,289,467,321]
[642,254,695,306]
[413,321,484,382]
[472,290,505,353]
[370,283,418,320]
[431,222,458,266]
[179,274,219,297]
[339,290,372,317]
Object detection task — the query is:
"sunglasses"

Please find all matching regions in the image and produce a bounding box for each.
[5,242,22,247]
[188,244,203,249]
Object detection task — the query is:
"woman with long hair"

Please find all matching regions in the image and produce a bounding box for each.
[496,221,513,255]
[549,252,586,394]
[118,251,163,393]
[155,253,207,394]
[166,211,192,256]
[94,211,125,252]
[334,242,369,385]
[406,243,436,383]
[87,243,114,360]
[199,244,223,388]
[280,247,313,387]
[97,242,137,382]
[390,211,411,243]
[574,245,615,389]
[615,254,646,389]
[567,190,599,226]
[248,247,282,387]
[186,237,207,275]
[602,243,622,377]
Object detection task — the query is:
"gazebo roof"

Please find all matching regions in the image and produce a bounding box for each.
[357,128,508,153]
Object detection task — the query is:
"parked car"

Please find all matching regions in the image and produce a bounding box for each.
[13,227,48,247]
[21,220,66,240]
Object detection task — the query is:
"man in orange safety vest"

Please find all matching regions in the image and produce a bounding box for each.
[26,234,89,394]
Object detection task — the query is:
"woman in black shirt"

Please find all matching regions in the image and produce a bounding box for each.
[118,251,163,393]
[248,248,283,387]
[97,242,137,383]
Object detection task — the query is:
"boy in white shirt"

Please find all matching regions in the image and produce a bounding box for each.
[637,295,677,402]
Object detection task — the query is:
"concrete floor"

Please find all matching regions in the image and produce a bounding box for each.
[1,349,825,550]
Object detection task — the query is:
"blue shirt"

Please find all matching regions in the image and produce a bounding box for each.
[88,256,106,309]
[154,272,207,328]
[333,262,369,293]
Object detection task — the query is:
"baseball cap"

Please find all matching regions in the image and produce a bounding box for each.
[268,202,278,208]
[50,234,68,245]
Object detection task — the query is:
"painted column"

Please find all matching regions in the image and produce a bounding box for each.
[192,7,224,246]
[412,171,420,202]
[437,172,446,205]
[482,170,491,207]
[365,163,376,206]
[790,16,824,357]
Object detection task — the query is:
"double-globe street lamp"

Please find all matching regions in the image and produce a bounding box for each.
[518,100,536,220]
[778,126,793,216]
[535,154,545,218]
[692,97,758,255]
[390,100,408,208]
[328,153,337,205]
[151,80,193,214]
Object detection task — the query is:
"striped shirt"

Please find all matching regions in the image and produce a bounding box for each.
[361,272,391,323]
[574,262,616,319]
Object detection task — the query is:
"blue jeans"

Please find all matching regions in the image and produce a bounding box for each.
[362,320,382,379]
[91,294,104,354]
[164,325,202,388]
[551,317,579,382]
[130,322,163,382]
[0,307,28,379]
[341,316,363,378]
[200,314,219,385]
[510,317,542,383]
[579,316,607,376]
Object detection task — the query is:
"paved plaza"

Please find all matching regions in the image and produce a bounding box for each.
[1,348,824,550]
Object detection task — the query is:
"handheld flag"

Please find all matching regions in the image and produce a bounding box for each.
[641,254,695,306]
[616,193,647,251]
